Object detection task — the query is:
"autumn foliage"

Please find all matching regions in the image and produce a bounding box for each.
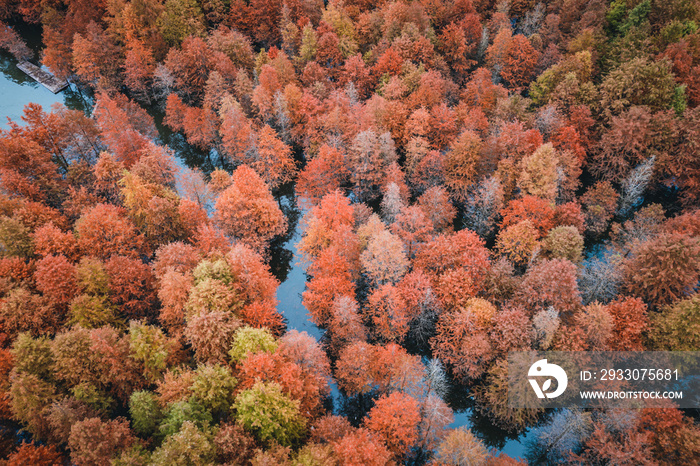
[1,0,699,463]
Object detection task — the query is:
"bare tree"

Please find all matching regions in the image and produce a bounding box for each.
[618,155,655,216]
[464,176,504,238]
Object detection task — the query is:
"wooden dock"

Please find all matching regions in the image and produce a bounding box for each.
[16,60,68,93]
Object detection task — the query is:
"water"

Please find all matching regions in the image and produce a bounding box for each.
[0,34,531,461]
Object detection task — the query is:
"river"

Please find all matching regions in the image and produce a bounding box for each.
[0,27,530,459]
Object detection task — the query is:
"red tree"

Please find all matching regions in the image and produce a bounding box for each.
[364,392,420,459]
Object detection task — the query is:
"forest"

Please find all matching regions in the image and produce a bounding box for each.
[0,0,700,464]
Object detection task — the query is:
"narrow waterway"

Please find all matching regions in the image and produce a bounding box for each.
[0,33,531,459]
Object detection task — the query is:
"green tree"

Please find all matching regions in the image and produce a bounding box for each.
[150,421,216,465]
[0,216,33,257]
[158,0,206,46]
[599,57,680,119]
[189,364,237,414]
[650,295,700,350]
[233,381,306,446]
[228,326,278,363]
[129,390,163,436]
[159,400,212,438]
[129,321,179,382]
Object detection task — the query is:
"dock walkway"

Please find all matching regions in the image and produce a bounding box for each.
[16,60,68,93]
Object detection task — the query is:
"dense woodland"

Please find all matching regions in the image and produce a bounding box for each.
[1,0,700,464]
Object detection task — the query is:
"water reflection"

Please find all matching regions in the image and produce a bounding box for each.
[268,183,300,283]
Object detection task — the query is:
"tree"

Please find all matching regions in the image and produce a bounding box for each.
[0,129,64,205]
[158,399,213,438]
[124,38,156,102]
[517,259,582,314]
[129,321,182,382]
[328,295,367,354]
[618,156,656,216]
[581,181,619,235]
[93,93,156,167]
[129,390,163,436]
[185,311,241,364]
[472,359,542,430]
[499,195,556,239]
[9,371,58,438]
[297,144,349,205]
[599,57,680,119]
[214,422,256,465]
[5,442,64,466]
[68,417,136,466]
[365,392,420,459]
[34,254,77,306]
[495,220,540,268]
[105,255,157,319]
[490,305,532,355]
[150,421,216,466]
[606,296,648,351]
[214,165,287,252]
[233,381,306,446]
[417,186,457,233]
[444,130,482,201]
[591,106,661,183]
[346,130,398,202]
[152,241,200,278]
[649,294,700,350]
[413,229,491,293]
[189,364,238,414]
[0,216,32,261]
[0,23,32,59]
[228,326,278,363]
[501,34,538,91]
[431,298,496,379]
[462,67,509,115]
[72,21,121,89]
[166,100,219,150]
[32,223,79,260]
[334,341,376,395]
[157,0,206,46]
[391,205,434,259]
[332,428,393,466]
[75,204,149,260]
[0,288,60,339]
[278,330,330,379]
[226,243,283,333]
[434,427,489,466]
[438,17,481,76]
[571,419,655,466]
[52,326,146,404]
[365,284,411,343]
[247,125,297,189]
[298,190,356,260]
[578,247,624,305]
[542,225,584,262]
[623,233,700,306]
[517,143,559,201]
[156,368,196,407]
[360,230,409,286]
[237,351,328,419]
[464,176,504,238]
[302,249,355,327]
[574,302,614,350]
[418,393,454,450]
[526,408,592,464]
